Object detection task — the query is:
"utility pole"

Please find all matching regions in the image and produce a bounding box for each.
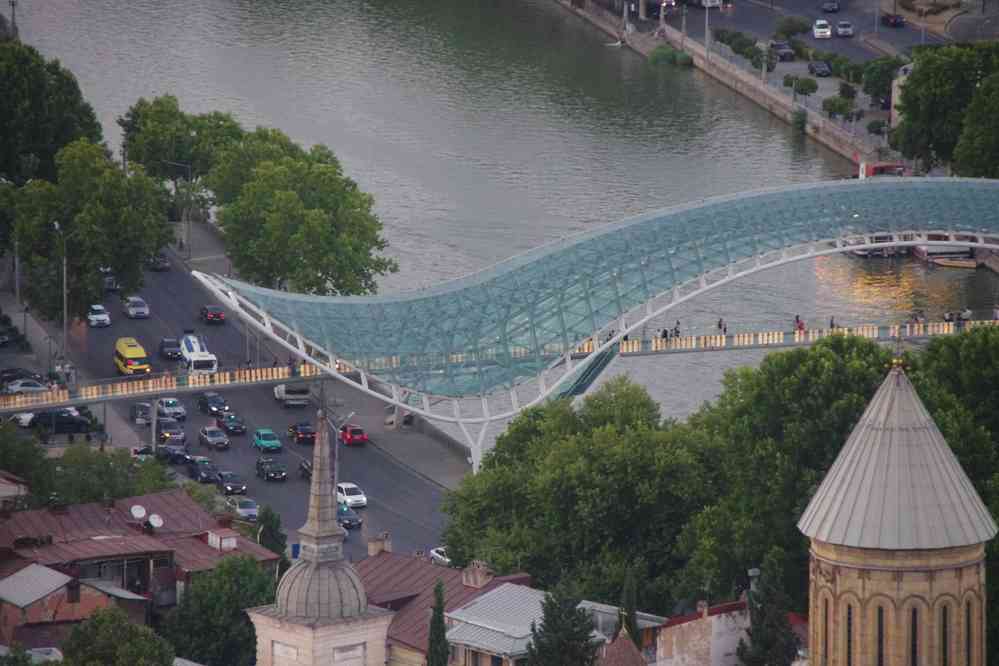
[8,0,18,40]
[53,222,68,363]
[705,5,711,62]
[13,237,19,305]
[681,5,688,49]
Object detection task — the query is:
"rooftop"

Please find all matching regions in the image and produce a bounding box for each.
[0,564,70,608]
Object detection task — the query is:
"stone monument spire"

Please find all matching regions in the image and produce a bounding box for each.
[296,409,347,563]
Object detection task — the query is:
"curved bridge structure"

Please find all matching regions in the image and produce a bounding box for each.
[194,178,999,467]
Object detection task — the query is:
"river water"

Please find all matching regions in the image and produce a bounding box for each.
[18,0,998,417]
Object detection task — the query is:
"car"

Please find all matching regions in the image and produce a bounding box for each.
[155,444,190,465]
[880,12,905,26]
[86,304,111,328]
[288,422,317,445]
[216,412,247,435]
[299,459,315,479]
[10,407,80,429]
[0,368,43,386]
[155,397,187,421]
[131,445,155,461]
[188,456,217,483]
[339,424,369,447]
[256,457,288,481]
[812,19,832,38]
[216,470,247,495]
[159,337,182,360]
[199,425,230,450]
[100,266,120,292]
[821,0,839,11]
[130,402,152,426]
[430,546,451,566]
[227,496,259,521]
[808,60,833,77]
[5,379,49,395]
[336,482,367,508]
[145,253,171,271]
[8,412,37,428]
[769,40,795,61]
[836,20,854,36]
[253,428,282,452]
[122,296,150,319]
[197,391,229,415]
[200,304,226,324]
[156,417,186,445]
[337,502,363,529]
[32,411,90,434]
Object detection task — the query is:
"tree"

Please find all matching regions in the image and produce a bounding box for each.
[838,82,856,100]
[185,480,221,513]
[0,425,54,507]
[861,56,904,102]
[867,119,887,137]
[204,127,306,206]
[526,583,600,666]
[53,444,172,505]
[953,71,999,178]
[162,556,275,666]
[0,41,101,185]
[821,95,853,118]
[774,16,811,37]
[619,567,641,649]
[793,77,817,99]
[428,579,449,666]
[63,606,174,666]
[257,504,287,557]
[0,644,33,666]
[736,548,799,666]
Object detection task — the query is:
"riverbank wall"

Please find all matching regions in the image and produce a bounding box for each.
[555,0,878,165]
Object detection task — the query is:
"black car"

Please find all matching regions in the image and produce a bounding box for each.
[187,456,217,483]
[769,40,795,61]
[0,368,43,386]
[256,457,288,481]
[821,0,839,11]
[216,412,247,435]
[216,471,248,495]
[337,502,363,529]
[197,391,230,415]
[32,411,90,435]
[155,444,190,465]
[808,60,832,77]
[145,253,171,271]
[880,12,905,26]
[200,304,226,324]
[288,422,317,445]
[157,418,186,445]
[159,337,182,360]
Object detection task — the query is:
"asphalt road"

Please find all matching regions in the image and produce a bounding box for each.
[59,262,446,563]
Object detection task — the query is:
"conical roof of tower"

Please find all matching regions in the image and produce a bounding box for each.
[798,365,997,550]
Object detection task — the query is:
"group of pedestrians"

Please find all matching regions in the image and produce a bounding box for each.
[658,320,683,340]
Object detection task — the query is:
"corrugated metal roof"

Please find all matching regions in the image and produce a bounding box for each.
[164,534,278,573]
[0,564,70,608]
[446,622,524,657]
[798,367,998,550]
[14,534,171,565]
[446,583,545,648]
[80,578,148,601]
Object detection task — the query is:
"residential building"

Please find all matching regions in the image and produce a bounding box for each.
[797,364,997,666]
[0,471,28,512]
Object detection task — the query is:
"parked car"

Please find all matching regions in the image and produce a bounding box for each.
[156,418,186,445]
[199,425,230,450]
[836,20,854,36]
[145,253,171,271]
[197,391,229,415]
[880,12,905,26]
[156,444,190,465]
[156,397,187,421]
[200,304,226,324]
[217,412,247,435]
[87,304,111,328]
[8,412,36,428]
[159,337,182,360]
[769,40,795,61]
[11,407,79,429]
[812,18,832,38]
[336,482,367,508]
[216,470,247,495]
[0,368,43,386]
[5,379,49,395]
[337,502,363,529]
[288,422,317,445]
[188,456,217,483]
[339,424,369,447]
[430,546,451,566]
[820,0,839,11]
[808,60,833,77]
[256,457,288,481]
[252,428,282,452]
[227,496,259,521]
[32,410,90,434]
[122,296,150,319]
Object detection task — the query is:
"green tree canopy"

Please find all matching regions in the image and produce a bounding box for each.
[63,606,174,666]
[14,138,170,321]
[257,504,287,556]
[428,579,449,666]
[0,644,33,666]
[793,77,817,97]
[0,425,54,507]
[204,127,306,206]
[861,56,904,101]
[526,583,601,666]
[953,71,999,178]
[0,41,101,185]
[53,444,173,505]
[163,556,276,666]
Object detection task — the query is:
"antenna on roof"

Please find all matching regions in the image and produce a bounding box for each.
[148,514,164,529]
[130,505,147,520]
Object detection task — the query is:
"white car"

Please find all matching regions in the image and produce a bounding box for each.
[813,19,832,38]
[430,546,452,566]
[836,20,854,36]
[86,304,111,327]
[5,379,49,395]
[336,482,368,508]
[122,296,150,319]
[156,397,187,420]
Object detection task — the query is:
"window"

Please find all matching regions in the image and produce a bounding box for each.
[153,557,171,569]
[877,606,885,666]
[941,606,949,666]
[823,598,829,666]
[847,604,853,666]
[911,608,918,666]
[966,601,973,666]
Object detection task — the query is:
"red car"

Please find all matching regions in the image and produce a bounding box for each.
[200,304,226,324]
[339,424,369,446]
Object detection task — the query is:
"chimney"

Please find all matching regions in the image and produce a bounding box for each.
[461,560,494,589]
[367,531,393,557]
[696,600,709,618]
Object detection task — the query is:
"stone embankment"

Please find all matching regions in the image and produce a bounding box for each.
[555,0,879,165]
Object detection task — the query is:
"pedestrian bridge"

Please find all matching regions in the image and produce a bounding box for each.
[192,178,999,465]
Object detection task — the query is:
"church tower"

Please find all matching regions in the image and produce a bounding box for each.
[798,364,997,666]
[248,410,392,666]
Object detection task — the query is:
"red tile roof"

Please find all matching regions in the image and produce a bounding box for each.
[164,534,278,573]
[662,600,747,628]
[355,551,530,654]
[598,631,646,666]
[14,534,171,565]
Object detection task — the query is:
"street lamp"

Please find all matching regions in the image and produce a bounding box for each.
[161,160,193,259]
[52,222,68,365]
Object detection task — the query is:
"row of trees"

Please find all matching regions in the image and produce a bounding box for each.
[442,328,999,664]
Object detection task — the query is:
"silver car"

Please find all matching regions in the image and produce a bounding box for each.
[122,296,150,319]
[836,20,854,37]
[227,496,258,521]
[156,397,187,420]
[199,425,230,450]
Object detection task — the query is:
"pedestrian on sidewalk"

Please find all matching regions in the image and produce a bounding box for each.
[717,318,723,332]
[993,304,999,321]
[829,316,836,330]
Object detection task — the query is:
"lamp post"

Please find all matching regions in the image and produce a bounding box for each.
[161,160,193,259]
[8,0,18,39]
[52,222,67,364]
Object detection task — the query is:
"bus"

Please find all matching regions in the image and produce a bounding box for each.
[179,331,219,375]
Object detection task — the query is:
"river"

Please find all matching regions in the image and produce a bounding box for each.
[17,0,998,418]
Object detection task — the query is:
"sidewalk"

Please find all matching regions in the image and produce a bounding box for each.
[174,221,471,490]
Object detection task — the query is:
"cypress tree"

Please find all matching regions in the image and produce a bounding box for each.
[736,548,800,666]
[527,583,600,666]
[427,579,450,666]
[620,567,641,648]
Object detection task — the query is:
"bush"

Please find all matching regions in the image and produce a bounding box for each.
[783,73,799,88]
[839,82,857,99]
[775,16,811,37]
[844,63,866,85]
[867,119,887,136]
[675,53,694,67]
[822,95,854,118]
[794,77,818,97]
[649,45,678,65]
[830,55,852,78]
[713,28,733,43]
[789,38,809,59]
[792,109,808,134]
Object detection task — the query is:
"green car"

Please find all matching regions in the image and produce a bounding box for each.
[253,428,282,452]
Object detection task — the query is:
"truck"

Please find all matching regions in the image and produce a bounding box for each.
[273,383,310,408]
[179,331,218,375]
